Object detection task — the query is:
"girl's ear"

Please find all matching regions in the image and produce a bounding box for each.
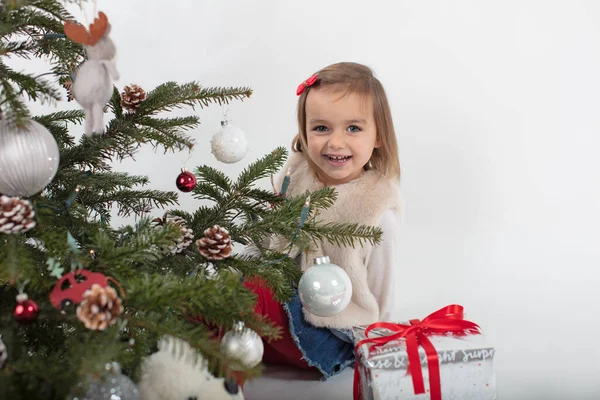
[374,137,382,148]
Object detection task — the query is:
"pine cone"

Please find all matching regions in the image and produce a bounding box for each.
[120,84,147,112]
[196,225,232,260]
[0,196,36,234]
[152,213,194,255]
[62,79,74,102]
[76,284,123,331]
[61,64,79,102]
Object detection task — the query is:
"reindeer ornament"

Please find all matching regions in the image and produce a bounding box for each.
[64,12,119,136]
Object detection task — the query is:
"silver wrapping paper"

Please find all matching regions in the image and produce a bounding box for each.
[352,325,497,400]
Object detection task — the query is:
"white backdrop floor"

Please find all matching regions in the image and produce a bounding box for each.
[244,364,354,400]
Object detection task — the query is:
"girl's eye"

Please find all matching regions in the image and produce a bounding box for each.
[313,125,329,133]
[348,125,361,133]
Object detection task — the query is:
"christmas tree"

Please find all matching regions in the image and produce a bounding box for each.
[0,2,382,399]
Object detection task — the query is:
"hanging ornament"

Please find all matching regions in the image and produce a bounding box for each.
[298,256,352,317]
[210,120,249,164]
[76,283,124,330]
[46,257,65,279]
[69,362,140,400]
[151,212,194,255]
[63,12,119,136]
[49,269,123,311]
[196,225,232,260]
[220,321,264,370]
[0,195,36,234]
[0,334,7,369]
[175,168,197,192]
[120,84,147,112]
[0,119,60,197]
[14,292,39,324]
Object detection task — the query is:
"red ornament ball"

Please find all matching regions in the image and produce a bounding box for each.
[14,298,39,324]
[176,169,197,192]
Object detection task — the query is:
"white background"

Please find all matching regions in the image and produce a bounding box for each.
[12,1,600,398]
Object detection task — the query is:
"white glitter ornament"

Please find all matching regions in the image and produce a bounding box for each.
[210,121,248,164]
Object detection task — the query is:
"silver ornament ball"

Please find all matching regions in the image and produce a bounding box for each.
[220,322,264,370]
[71,362,140,400]
[298,256,352,317]
[210,121,248,164]
[0,119,60,197]
[0,335,7,369]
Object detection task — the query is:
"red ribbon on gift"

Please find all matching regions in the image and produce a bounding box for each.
[353,304,481,400]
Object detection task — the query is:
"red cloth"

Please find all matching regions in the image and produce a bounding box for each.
[187,277,314,388]
[243,277,314,370]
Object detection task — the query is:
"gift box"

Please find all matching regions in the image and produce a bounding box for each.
[352,305,497,400]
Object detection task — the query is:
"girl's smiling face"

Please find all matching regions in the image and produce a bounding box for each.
[305,88,381,186]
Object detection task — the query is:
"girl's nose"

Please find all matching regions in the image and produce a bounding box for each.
[328,130,345,149]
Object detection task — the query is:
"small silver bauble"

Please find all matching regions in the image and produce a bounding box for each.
[220,321,264,370]
[210,121,248,164]
[298,256,352,317]
[0,334,7,369]
[70,362,140,400]
[0,119,60,197]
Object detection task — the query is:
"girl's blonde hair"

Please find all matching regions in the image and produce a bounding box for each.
[292,62,400,181]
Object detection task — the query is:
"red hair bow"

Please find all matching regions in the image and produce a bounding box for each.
[296,74,318,96]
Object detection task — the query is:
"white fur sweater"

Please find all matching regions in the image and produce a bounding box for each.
[272,152,403,329]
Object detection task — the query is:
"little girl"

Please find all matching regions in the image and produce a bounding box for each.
[244,61,403,380]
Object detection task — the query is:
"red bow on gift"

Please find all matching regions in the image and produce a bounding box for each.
[296,73,318,95]
[353,304,481,400]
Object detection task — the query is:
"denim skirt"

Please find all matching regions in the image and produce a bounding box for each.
[283,290,355,380]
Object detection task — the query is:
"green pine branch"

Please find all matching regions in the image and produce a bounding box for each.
[0,4,65,40]
[38,170,180,225]
[194,165,233,192]
[239,187,282,205]
[224,252,303,302]
[0,77,31,125]
[135,115,198,151]
[27,0,76,23]
[301,222,382,248]
[61,81,236,168]
[89,221,182,276]
[136,82,253,115]
[34,109,85,125]
[59,136,120,171]
[169,206,221,236]
[192,182,227,203]
[0,39,35,58]
[234,146,287,191]
[33,111,84,147]
[84,189,179,220]
[0,235,40,287]
[77,171,151,191]
[105,88,198,153]
[0,0,82,124]
[2,65,61,103]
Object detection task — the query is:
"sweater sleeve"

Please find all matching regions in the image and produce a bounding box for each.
[366,209,401,322]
